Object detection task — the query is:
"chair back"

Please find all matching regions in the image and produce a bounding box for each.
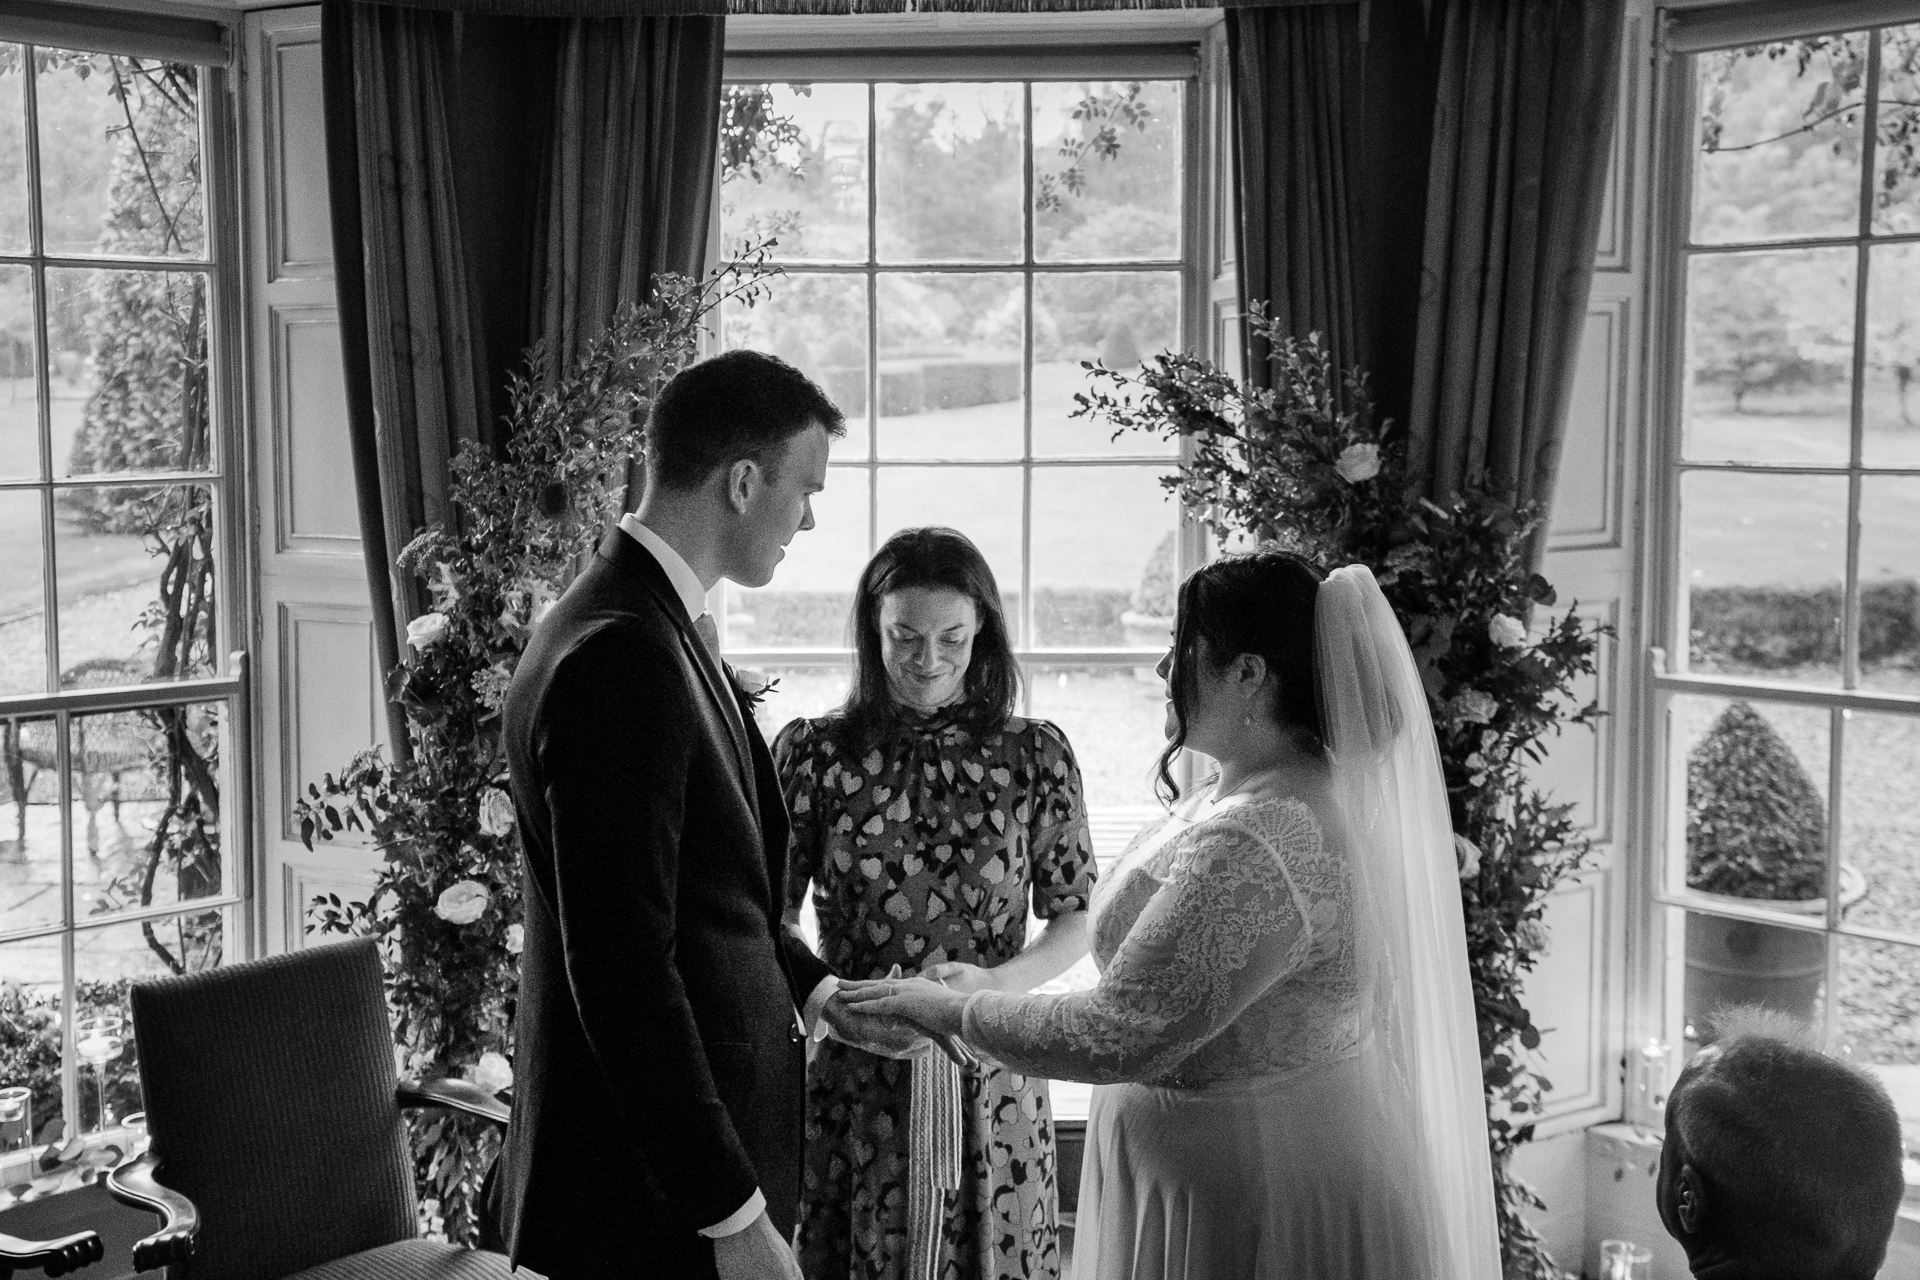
[129,939,416,1280]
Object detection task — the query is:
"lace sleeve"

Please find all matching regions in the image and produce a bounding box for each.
[962,803,1325,1084]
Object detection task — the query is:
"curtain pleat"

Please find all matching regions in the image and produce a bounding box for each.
[325,0,723,752]
[1405,0,1623,565]
[1226,5,1362,385]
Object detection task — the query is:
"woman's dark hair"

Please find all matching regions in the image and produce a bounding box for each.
[1156,549,1327,802]
[835,527,1020,749]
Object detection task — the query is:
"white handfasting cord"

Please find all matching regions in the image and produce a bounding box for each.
[906,1044,965,1280]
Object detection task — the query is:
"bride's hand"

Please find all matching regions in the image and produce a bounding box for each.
[921,961,998,995]
[838,975,969,1038]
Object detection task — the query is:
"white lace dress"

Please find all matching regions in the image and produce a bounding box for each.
[961,792,1432,1280]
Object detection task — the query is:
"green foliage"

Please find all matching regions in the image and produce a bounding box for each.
[0,978,146,1149]
[1034,81,1154,213]
[1685,702,1828,900]
[1691,579,1920,670]
[294,249,777,1245]
[1074,308,1605,1280]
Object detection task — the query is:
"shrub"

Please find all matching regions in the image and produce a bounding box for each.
[1690,580,1920,670]
[1686,701,1827,900]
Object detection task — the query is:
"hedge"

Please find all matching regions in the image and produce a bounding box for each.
[729,587,1144,648]
[1691,579,1919,670]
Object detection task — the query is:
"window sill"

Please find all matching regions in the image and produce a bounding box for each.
[0,1123,148,1211]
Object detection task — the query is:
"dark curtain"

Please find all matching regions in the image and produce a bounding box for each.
[1226,0,1439,430]
[1405,0,1624,565]
[324,0,722,752]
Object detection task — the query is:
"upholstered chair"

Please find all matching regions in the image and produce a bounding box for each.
[106,940,515,1280]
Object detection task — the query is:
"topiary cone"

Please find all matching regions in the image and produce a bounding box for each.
[1685,701,1827,900]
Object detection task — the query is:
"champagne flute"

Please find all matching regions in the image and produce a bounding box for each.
[0,1086,29,1153]
[74,1015,125,1134]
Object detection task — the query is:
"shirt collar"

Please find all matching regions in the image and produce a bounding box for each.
[617,513,709,622]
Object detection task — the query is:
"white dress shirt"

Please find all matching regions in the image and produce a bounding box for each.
[615,514,838,1238]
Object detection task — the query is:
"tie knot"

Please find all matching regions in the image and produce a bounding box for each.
[694,611,721,659]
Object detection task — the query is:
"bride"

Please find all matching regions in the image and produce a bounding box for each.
[841,550,1502,1279]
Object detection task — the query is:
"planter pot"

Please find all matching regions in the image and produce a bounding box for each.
[1683,863,1868,1039]
[1119,610,1172,681]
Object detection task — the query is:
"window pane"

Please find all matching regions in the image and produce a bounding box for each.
[73,908,225,1134]
[721,82,868,263]
[1683,471,1848,683]
[1025,665,1166,814]
[875,466,1022,611]
[1684,249,1853,465]
[0,935,64,1159]
[1690,38,1864,246]
[1032,80,1182,263]
[875,272,1023,459]
[1033,271,1180,458]
[0,263,39,481]
[71,700,224,904]
[1863,243,1920,468]
[0,716,59,935]
[1674,694,1834,1046]
[1836,940,1920,1148]
[875,83,1022,264]
[0,488,47,695]
[1859,476,1920,692]
[55,482,218,685]
[728,469,868,650]
[1873,26,1920,235]
[1841,711,1920,943]
[47,268,211,477]
[36,54,204,259]
[0,48,25,252]
[1030,466,1177,648]
[750,665,852,741]
[725,271,870,458]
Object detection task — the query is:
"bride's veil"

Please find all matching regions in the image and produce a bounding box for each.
[1316,564,1502,1277]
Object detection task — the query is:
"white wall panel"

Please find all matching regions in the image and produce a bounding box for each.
[275,308,358,548]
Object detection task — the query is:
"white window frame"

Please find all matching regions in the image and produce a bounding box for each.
[1639,0,1920,1082]
[716,21,1228,831]
[0,13,252,1145]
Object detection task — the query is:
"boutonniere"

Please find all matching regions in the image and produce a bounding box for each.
[733,667,780,713]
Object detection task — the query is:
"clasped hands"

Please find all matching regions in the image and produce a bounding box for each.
[820,962,990,1063]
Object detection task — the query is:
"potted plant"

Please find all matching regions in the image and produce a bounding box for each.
[1683,700,1867,1040]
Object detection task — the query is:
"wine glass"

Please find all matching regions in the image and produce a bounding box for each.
[1599,1239,1652,1280]
[74,1015,125,1134]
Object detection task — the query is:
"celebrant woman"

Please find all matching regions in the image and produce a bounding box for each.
[842,550,1503,1280]
[774,526,1097,1280]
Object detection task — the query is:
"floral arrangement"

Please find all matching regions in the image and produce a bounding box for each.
[295,249,776,1244]
[1076,311,1605,1280]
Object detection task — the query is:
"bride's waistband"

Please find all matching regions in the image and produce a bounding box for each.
[1135,1040,1374,1098]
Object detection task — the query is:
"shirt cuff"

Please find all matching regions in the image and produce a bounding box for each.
[802,974,840,1042]
[698,1189,766,1239]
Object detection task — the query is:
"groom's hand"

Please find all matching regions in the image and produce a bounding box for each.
[712,1210,803,1280]
[820,991,928,1059]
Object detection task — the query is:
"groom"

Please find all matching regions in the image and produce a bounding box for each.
[493,351,910,1279]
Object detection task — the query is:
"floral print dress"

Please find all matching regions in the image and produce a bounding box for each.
[774,712,1096,1280]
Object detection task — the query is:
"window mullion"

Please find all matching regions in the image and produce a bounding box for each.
[1844,30,1880,694]
[1020,80,1035,661]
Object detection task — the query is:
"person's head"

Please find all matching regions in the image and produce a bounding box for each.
[1153,549,1327,799]
[838,528,1018,742]
[1657,1006,1905,1280]
[644,350,845,587]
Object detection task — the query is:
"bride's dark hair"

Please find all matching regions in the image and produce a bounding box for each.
[1155,549,1327,803]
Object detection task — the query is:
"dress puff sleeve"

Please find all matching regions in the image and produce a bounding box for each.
[961,801,1327,1085]
[1024,720,1096,919]
[772,717,824,915]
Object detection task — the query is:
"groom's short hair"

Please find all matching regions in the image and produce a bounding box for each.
[1664,1007,1904,1278]
[648,350,844,490]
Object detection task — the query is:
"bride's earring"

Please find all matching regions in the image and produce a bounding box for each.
[1242,695,1254,728]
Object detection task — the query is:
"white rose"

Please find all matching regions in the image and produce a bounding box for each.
[734,668,775,698]
[1334,443,1381,484]
[466,1050,513,1095]
[1450,689,1499,725]
[1488,613,1529,649]
[433,880,490,925]
[505,923,524,955]
[1454,834,1482,881]
[1515,919,1551,954]
[406,612,450,650]
[478,788,516,837]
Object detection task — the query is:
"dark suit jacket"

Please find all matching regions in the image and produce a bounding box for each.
[492,528,832,1278]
